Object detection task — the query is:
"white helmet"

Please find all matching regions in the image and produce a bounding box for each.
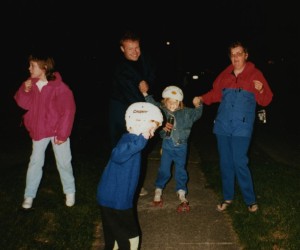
[125,102,163,132]
[162,85,184,101]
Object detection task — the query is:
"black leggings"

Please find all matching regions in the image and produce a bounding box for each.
[100,206,140,249]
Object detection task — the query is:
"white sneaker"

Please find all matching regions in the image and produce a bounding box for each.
[154,188,162,202]
[22,197,33,209]
[177,189,188,203]
[139,187,148,197]
[66,193,75,207]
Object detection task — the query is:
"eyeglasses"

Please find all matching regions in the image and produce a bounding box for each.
[230,52,245,58]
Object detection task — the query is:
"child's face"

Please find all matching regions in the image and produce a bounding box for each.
[29,61,46,79]
[129,120,160,139]
[165,98,179,112]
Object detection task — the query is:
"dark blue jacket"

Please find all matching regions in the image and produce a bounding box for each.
[97,133,148,210]
[110,54,156,106]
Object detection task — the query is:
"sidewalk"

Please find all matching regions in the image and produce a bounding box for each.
[137,141,243,250]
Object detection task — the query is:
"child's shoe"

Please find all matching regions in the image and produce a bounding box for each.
[22,197,33,209]
[152,188,163,207]
[66,193,75,207]
[177,189,190,212]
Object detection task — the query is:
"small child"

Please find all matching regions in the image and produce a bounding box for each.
[96,102,163,250]
[141,85,203,212]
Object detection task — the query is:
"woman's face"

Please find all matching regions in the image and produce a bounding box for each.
[230,46,248,71]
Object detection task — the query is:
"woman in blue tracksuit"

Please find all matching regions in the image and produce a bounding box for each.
[142,85,203,211]
[197,41,273,212]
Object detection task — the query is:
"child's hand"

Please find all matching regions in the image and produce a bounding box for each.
[163,122,173,132]
[24,80,32,92]
[193,96,202,107]
[142,131,150,139]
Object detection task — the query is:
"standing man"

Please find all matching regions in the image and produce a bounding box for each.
[109,30,157,196]
[195,41,273,212]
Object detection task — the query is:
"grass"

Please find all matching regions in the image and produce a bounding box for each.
[0,118,108,250]
[191,110,300,250]
[1,104,300,249]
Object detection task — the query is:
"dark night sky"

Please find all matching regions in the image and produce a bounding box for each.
[2,1,299,135]
[2,1,298,74]
[4,1,298,68]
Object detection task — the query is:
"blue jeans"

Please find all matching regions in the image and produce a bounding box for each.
[155,139,188,193]
[24,137,75,198]
[216,134,256,206]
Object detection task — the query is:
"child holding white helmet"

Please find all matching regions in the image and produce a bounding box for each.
[97,102,163,250]
[141,85,203,212]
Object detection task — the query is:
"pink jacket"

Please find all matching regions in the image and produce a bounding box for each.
[14,72,76,141]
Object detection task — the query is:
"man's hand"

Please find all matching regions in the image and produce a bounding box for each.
[139,80,149,94]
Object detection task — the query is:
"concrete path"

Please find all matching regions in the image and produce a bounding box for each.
[137,141,243,250]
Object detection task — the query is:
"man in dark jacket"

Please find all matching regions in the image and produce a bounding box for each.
[109,30,157,196]
[109,30,157,147]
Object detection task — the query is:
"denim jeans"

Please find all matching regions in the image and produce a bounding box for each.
[216,134,256,206]
[155,139,188,193]
[24,137,75,198]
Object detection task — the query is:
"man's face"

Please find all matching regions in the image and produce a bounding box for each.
[120,40,141,61]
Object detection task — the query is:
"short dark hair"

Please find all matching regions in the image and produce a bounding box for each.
[28,53,56,81]
[119,30,141,46]
[228,41,248,57]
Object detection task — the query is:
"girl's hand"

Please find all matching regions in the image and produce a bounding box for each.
[163,122,173,132]
[24,80,32,92]
[54,137,65,145]
[193,96,202,107]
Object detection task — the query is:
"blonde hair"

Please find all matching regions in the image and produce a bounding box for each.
[161,98,184,110]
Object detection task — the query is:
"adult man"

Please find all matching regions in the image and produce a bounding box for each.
[109,30,157,196]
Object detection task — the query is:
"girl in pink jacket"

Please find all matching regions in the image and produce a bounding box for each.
[14,53,76,209]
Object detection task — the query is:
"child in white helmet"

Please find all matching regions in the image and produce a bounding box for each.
[97,102,163,250]
[141,85,203,212]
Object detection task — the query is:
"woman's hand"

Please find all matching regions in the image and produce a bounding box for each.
[253,80,264,93]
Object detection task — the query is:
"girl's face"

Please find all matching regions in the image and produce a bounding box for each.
[165,98,179,112]
[29,61,46,79]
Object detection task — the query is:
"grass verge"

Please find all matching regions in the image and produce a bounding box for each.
[191,119,300,250]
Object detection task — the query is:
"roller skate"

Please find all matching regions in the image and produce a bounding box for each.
[176,189,190,212]
[152,188,163,207]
